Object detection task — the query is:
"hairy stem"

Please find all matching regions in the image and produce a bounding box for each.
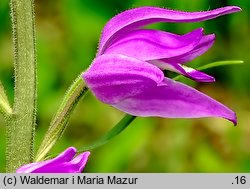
[6,0,37,172]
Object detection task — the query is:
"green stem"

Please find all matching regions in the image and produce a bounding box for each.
[35,75,88,162]
[6,0,37,172]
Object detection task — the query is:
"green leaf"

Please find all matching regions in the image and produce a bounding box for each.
[0,80,12,116]
[173,60,243,81]
[78,114,136,152]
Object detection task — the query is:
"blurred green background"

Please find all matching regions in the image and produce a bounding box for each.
[0,0,249,172]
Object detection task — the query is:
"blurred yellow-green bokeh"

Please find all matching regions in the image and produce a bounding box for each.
[0,0,250,172]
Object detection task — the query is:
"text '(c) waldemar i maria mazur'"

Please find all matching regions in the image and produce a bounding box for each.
[19,175,139,185]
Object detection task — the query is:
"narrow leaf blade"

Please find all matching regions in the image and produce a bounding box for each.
[78,114,136,152]
[197,60,243,70]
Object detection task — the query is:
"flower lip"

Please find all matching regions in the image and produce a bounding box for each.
[150,60,216,82]
[98,6,241,54]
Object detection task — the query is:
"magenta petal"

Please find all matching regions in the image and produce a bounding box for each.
[16,147,90,173]
[16,147,77,173]
[16,162,43,173]
[48,146,76,163]
[83,54,164,104]
[150,60,215,82]
[163,34,215,64]
[70,152,91,172]
[114,78,236,125]
[146,34,215,82]
[98,6,241,54]
[104,28,203,60]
